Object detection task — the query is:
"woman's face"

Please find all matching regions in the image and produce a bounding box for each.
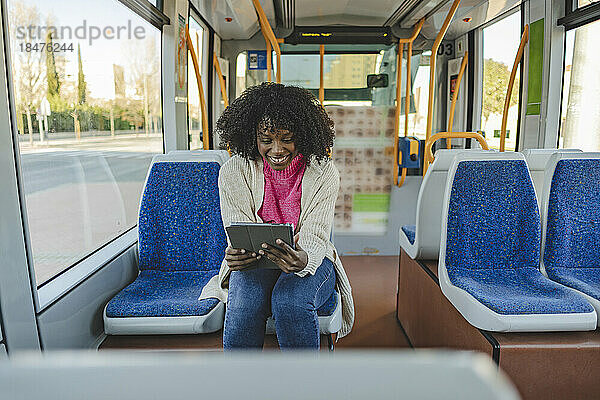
[257,126,298,170]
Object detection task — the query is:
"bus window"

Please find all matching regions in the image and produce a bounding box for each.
[577,0,600,7]
[560,18,600,151]
[480,10,521,151]
[235,52,247,98]
[279,52,386,107]
[7,0,163,286]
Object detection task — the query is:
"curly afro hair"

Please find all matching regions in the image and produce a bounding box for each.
[217,82,335,165]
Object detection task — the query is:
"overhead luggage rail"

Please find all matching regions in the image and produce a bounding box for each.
[438,152,596,332]
[540,152,600,325]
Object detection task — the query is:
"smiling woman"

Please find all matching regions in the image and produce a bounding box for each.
[198,82,354,350]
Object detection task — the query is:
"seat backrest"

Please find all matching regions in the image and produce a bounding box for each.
[522,148,582,206]
[413,149,491,257]
[440,152,540,278]
[541,152,600,273]
[137,152,227,272]
[167,150,230,165]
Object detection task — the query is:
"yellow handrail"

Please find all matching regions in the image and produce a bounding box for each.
[261,29,272,82]
[213,53,229,108]
[425,0,461,142]
[447,51,468,148]
[252,0,281,83]
[393,41,404,186]
[186,25,209,150]
[319,44,324,105]
[393,18,424,187]
[423,131,489,174]
[500,24,529,152]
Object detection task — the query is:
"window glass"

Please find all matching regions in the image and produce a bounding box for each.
[7,0,163,286]
[560,19,600,150]
[187,16,204,150]
[577,0,600,8]
[480,11,521,150]
[235,52,247,98]
[407,53,430,139]
[280,53,381,106]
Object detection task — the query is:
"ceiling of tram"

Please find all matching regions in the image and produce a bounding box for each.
[293,0,402,26]
[193,0,521,41]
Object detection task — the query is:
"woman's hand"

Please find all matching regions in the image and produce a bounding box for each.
[259,234,308,274]
[225,246,261,271]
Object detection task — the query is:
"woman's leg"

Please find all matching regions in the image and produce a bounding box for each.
[271,258,336,350]
[223,268,280,350]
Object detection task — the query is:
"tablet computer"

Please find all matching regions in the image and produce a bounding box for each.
[225,222,294,270]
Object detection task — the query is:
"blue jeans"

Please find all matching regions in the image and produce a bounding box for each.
[223,258,336,350]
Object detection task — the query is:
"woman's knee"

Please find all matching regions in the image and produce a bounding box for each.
[227,270,274,316]
[271,280,315,317]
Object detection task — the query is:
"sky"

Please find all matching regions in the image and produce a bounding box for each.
[9,0,161,101]
[482,11,522,66]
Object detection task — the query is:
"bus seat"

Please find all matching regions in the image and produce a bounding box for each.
[265,291,343,350]
[167,149,230,165]
[103,151,228,335]
[438,152,597,332]
[399,149,491,260]
[541,152,600,326]
[521,148,582,207]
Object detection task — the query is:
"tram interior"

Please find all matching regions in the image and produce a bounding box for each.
[1,0,600,399]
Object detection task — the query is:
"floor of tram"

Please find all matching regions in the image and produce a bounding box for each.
[99,256,410,351]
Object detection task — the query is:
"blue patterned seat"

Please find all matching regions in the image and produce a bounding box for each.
[104,152,228,335]
[105,270,220,317]
[399,150,493,260]
[401,225,416,245]
[541,154,600,326]
[317,291,338,317]
[438,153,596,332]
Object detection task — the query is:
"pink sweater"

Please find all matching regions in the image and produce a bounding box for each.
[258,154,306,230]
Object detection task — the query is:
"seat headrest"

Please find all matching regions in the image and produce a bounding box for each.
[430,149,495,171]
[157,150,230,165]
[521,149,582,171]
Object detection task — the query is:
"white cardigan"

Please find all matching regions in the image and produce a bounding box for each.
[199,155,355,339]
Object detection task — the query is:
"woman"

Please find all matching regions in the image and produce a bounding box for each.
[200,82,354,350]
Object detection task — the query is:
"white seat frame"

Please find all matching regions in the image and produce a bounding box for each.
[539,152,600,326]
[104,150,230,335]
[438,152,597,332]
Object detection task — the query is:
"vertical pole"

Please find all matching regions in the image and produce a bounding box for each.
[110,107,115,137]
[404,41,412,138]
[393,42,404,186]
[186,26,209,150]
[447,51,468,148]
[263,29,272,82]
[319,44,324,105]
[425,0,462,142]
[500,25,529,152]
